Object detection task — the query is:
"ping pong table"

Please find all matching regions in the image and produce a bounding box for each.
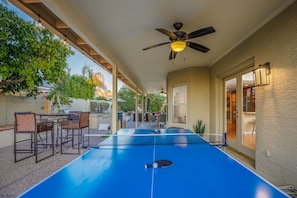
[18,128,288,198]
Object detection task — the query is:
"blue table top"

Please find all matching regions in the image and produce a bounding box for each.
[19,128,288,198]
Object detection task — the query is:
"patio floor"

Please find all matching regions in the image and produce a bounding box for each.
[0,128,109,198]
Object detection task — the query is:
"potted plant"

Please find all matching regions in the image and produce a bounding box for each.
[193,120,205,135]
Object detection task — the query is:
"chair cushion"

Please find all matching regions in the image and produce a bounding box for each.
[98,124,110,131]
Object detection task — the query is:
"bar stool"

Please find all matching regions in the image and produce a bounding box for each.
[14,112,54,163]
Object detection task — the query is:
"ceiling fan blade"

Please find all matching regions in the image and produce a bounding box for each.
[187,26,215,39]
[142,42,170,50]
[156,28,177,39]
[187,41,210,53]
[169,51,177,60]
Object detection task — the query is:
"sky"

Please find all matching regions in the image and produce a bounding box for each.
[6,2,121,91]
[66,48,114,90]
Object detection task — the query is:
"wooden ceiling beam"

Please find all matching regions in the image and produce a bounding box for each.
[93,56,109,65]
[100,62,109,68]
[76,37,87,45]
[55,19,68,28]
[22,0,41,3]
[90,49,99,56]
[97,57,108,64]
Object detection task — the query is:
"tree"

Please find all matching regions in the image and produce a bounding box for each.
[67,75,95,99]
[146,93,166,112]
[82,65,107,90]
[45,80,73,112]
[118,86,136,112]
[118,86,167,112]
[82,65,108,98]
[46,73,96,110]
[0,3,73,96]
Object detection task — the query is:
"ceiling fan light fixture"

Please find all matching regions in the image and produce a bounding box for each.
[171,41,186,52]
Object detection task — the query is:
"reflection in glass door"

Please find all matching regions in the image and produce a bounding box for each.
[225,78,237,144]
[225,71,256,159]
[242,72,256,151]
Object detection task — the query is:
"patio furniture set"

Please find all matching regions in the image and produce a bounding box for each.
[14,111,90,163]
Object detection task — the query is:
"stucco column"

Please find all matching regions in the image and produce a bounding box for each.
[111,66,118,134]
[141,94,144,124]
[135,91,138,128]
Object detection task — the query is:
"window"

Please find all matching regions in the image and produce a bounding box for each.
[172,85,187,123]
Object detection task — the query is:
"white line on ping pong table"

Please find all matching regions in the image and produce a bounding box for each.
[113,133,196,136]
[150,134,157,198]
[84,133,225,137]
[112,133,197,137]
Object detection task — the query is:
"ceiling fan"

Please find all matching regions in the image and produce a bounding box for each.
[160,88,166,95]
[143,22,215,60]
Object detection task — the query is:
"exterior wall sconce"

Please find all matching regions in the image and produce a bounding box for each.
[254,62,271,86]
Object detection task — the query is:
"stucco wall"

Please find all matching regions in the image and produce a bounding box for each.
[0,95,46,126]
[210,1,297,187]
[167,67,210,132]
[0,95,93,148]
[0,95,90,126]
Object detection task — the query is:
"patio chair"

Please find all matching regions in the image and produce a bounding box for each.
[148,113,157,127]
[157,114,166,128]
[14,112,54,163]
[60,111,90,154]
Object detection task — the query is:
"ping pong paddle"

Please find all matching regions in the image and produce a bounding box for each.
[145,160,172,168]
[151,129,160,134]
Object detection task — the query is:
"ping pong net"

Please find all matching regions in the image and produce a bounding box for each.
[84,129,227,148]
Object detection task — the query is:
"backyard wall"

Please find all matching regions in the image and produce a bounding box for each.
[0,95,93,148]
[0,95,90,126]
[209,1,297,188]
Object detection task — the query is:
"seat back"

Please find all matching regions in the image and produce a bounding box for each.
[61,111,89,129]
[159,114,166,122]
[149,114,156,122]
[69,111,81,121]
[80,112,90,128]
[15,112,36,132]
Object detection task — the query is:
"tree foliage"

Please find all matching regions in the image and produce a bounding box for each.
[66,75,95,99]
[146,93,166,112]
[0,3,73,96]
[46,74,96,110]
[118,86,167,113]
[82,65,107,90]
[118,86,136,112]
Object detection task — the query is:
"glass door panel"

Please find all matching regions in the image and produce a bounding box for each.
[225,78,237,143]
[241,72,256,150]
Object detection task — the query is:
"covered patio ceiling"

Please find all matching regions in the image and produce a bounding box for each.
[9,0,295,94]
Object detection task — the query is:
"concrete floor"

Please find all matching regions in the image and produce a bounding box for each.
[0,128,109,198]
[0,145,79,197]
